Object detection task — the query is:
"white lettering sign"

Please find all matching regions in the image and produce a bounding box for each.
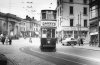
[41,22,56,27]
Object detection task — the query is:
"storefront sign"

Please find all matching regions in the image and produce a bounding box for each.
[43,22,56,26]
[41,21,56,27]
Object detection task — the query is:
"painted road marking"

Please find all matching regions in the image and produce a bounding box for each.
[30,48,87,65]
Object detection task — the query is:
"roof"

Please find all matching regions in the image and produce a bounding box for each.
[0,12,22,21]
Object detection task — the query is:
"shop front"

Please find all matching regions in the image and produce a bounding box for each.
[90,22,99,46]
[90,32,98,46]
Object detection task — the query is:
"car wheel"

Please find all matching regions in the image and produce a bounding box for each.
[74,42,77,45]
[62,44,64,45]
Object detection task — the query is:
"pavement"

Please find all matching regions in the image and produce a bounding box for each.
[74,43,100,51]
[57,42,100,50]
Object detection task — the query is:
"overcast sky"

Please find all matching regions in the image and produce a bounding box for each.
[0,0,57,20]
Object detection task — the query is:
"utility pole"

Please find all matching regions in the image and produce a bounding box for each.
[80,12,81,38]
[78,14,79,38]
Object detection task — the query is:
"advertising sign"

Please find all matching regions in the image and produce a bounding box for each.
[41,21,56,27]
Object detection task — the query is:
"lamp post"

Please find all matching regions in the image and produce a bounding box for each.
[80,12,82,38]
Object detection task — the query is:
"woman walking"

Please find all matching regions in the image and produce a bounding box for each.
[5,36,9,45]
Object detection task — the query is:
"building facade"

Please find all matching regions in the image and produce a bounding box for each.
[0,12,21,37]
[20,19,40,37]
[89,0,100,47]
[56,0,90,43]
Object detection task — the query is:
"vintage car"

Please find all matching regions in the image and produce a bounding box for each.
[62,37,77,46]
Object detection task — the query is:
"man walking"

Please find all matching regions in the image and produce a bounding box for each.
[1,34,5,45]
[8,36,12,45]
[80,38,83,45]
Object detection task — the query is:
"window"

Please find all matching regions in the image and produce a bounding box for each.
[53,11,56,19]
[47,29,52,38]
[83,0,87,4]
[83,7,87,15]
[84,19,87,27]
[52,29,55,38]
[42,11,46,19]
[70,6,73,15]
[47,11,53,20]
[70,19,73,26]
[69,0,73,2]
[90,5,98,19]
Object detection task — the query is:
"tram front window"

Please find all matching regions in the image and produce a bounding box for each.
[42,29,47,38]
[42,28,55,38]
[52,29,55,38]
[47,29,52,38]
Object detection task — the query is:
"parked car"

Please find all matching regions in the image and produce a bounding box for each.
[62,37,77,46]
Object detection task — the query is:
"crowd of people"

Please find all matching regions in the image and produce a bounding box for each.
[0,34,12,45]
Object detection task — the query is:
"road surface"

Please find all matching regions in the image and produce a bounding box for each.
[20,46,100,65]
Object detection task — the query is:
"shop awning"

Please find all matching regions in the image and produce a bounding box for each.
[90,32,98,35]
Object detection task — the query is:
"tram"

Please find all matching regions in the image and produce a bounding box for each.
[40,26,57,49]
[40,10,57,50]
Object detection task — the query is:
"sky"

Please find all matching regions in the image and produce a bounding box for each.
[0,0,57,20]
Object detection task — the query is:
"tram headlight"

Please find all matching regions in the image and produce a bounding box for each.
[47,40,50,44]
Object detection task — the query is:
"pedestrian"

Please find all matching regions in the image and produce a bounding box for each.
[29,37,32,43]
[77,38,81,46]
[80,38,83,45]
[1,34,5,45]
[8,36,12,45]
[5,36,9,45]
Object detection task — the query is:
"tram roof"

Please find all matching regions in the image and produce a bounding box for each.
[41,9,56,11]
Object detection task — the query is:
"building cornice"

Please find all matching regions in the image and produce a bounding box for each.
[63,2,89,5]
